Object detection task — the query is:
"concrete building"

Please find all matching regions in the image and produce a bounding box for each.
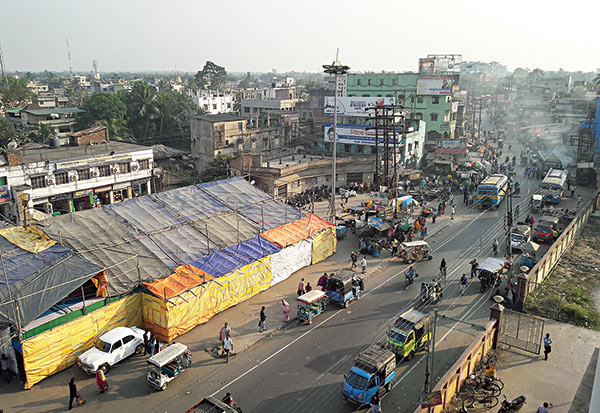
[230,153,375,198]
[324,74,347,97]
[0,126,154,224]
[193,89,234,114]
[460,61,508,78]
[190,113,300,172]
[531,76,573,95]
[240,86,299,126]
[16,104,84,136]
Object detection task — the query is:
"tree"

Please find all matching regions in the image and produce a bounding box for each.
[194,61,227,90]
[122,81,159,138]
[593,73,600,92]
[38,123,55,144]
[0,118,27,149]
[199,153,232,182]
[0,76,34,108]
[155,91,198,137]
[529,68,544,79]
[79,92,129,138]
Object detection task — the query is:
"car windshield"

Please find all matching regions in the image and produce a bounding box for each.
[536,226,551,234]
[346,371,368,390]
[511,234,522,242]
[94,339,111,353]
[388,329,407,344]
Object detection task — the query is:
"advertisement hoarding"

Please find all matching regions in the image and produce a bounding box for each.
[424,54,462,73]
[323,123,400,146]
[324,97,395,117]
[0,186,11,203]
[417,77,453,96]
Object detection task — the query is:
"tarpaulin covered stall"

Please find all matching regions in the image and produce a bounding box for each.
[311,226,337,264]
[239,199,304,231]
[191,213,261,249]
[270,239,312,286]
[199,177,272,209]
[143,257,272,342]
[144,264,215,300]
[260,213,334,248]
[222,236,280,261]
[20,292,142,389]
[152,185,230,220]
[190,250,253,278]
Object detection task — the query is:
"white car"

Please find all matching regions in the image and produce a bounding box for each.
[77,326,146,374]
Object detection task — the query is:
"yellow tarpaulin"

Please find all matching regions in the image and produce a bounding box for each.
[0,225,56,254]
[311,226,337,264]
[143,257,272,342]
[21,293,142,389]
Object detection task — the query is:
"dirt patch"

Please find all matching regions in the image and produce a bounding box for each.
[525,216,600,330]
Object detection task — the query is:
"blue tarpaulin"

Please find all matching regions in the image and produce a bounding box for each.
[190,251,253,278]
[222,236,280,262]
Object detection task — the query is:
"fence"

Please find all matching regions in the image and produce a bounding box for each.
[412,310,501,413]
[515,196,597,311]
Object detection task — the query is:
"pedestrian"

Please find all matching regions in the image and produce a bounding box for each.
[391,239,399,256]
[143,330,151,355]
[153,337,160,355]
[68,377,81,410]
[543,333,552,360]
[95,369,109,393]
[1,353,10,384]
[361,256,367,274]
[258,306,267,332]
[451,205,455,220]
[432,209,437,223]
[536,402,549,413]
[371,391,382,413]
[569,184,575,198]
[577,195,582,210]
[282,299,290,322]
[470,259,478,278]
[222,333,233,363]
[317,273,329,291]
[460,273,467,294]
[420,226,427,239]
[297,278,305,296]
[350,251,358,269]
[529,215,535,230]
[449,193,454,204]
[219,322,231,345]
[148,334,156,357]
[305,282,312,292]
[439,258,447,277]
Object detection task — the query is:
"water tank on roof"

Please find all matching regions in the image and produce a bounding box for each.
[49,136,60,149]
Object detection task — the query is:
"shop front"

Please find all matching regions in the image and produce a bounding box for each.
[73,189,93,211]
[93,186,112,206]
[50,193,73,215]
[0,185,15,221]
[132,178,150,198]
[112,182,132,203]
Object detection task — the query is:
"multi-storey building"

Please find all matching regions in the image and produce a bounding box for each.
[193,89,234,114]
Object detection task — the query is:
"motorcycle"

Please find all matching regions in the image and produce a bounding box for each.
[404,270,418,290]
[497,394,526,412]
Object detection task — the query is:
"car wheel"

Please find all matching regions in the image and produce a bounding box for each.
[182,355,192,368]
[343,300,349,308]
[99,364,110,373]
[135,344,144,355]
[406,351,414,361]
[161,383,167,391]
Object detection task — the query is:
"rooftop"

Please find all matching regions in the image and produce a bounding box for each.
[23,108,85,116]
[195,113,245,123]
[19,141,151,164]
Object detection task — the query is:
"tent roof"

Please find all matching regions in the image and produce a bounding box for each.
[190,250,253,278]
[144,264,215,300]
[222,236,280,262]
[190,213,261,249]
[199,177,272,209]
[239,199,304,231]
[260,214,333,248]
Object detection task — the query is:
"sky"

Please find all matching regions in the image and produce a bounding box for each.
[0,0,597,74]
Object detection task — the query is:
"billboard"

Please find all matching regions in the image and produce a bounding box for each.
[323,123,400,146]
[421,54,462,74]
[324,97,395,117]
[417,77,453,96]
[0,186,11,203]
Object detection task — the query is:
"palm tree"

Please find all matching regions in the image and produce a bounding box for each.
[129,82,158,138]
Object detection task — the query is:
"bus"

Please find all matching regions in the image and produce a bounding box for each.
[539,152,562,176]
[540,168,568,204]
[476,174,509,209]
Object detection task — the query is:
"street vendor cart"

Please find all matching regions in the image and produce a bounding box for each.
[297,290,327,325]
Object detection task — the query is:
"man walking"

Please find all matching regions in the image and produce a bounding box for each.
[68,377,79,410]
[297,278,305,296]
[536,402,549,413]
[223,333,233,363]
[470,259,478,278]
[543,333,552,360]
[451,204,455,220]
[370,392,382,413]
[361,256,367,274]
[350,251,358,269]
[258,306,267,332]
[460,274,467,294]
[569,183,575,198]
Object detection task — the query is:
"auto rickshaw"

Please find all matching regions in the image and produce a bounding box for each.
[297,290,327,324]
[326,270,363,308]
[520,241,540,269]
[386,308,432,361]
[476,257,505,293]
[397,240,433,264]
[531,194,543,213]
[147,343,192,391]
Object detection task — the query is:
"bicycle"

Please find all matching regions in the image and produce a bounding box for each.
[462,388,499,409]
[463,374,503,395]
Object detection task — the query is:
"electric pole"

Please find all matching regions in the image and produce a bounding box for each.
[66,38,73,80]
[0,40,7,86]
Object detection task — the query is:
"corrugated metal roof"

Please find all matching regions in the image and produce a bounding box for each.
[23,108,85,115]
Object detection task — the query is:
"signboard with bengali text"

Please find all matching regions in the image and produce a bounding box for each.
[417,77,453,96]
[324,97,395,117]
[324,123,401,146]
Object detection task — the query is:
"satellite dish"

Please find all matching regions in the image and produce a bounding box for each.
[7,141,18,150]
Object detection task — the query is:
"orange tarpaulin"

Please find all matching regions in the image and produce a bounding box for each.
[144,264,215,300]
[260,213,333,248]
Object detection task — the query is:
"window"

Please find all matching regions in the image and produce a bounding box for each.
[31,175,47,189]
[55,171,69,185]
[356,79,361,86]
[0,176,6,185]
[417,96,423,104]
[111,340,123,351]
[408,143,413,152]
[238,122,243,131]
[379,79,384,86]
[244,107,250,113]
[392,79,397,86]
[432,96,440,104]
[119,162,131,174]
[77,169,91,181]
[344,144,351,152]
[367,79,372,86]
[430,112,438,122]
[99,165,111,177]
[122,335,134,344]
[415,112,423,120]
[212,104,217,110]
[138,159,150,170]
[410,96,415,103]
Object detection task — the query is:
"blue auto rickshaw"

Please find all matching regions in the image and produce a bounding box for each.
[326,270,364,308]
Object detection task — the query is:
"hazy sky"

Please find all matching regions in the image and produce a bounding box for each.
[0,0,597,74]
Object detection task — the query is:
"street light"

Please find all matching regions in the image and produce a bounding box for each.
[323,56,350,222]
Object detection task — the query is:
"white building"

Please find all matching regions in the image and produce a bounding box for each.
[324,74,347,97]
[0,127,154,225]
[193,89,234,114]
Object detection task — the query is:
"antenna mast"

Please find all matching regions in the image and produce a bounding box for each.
[92,60,98,80]
[0,40,7,84]
[66,38,73,79]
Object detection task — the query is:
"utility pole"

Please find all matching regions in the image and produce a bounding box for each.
[323,52,350,222]
[0,40,6,85]
[66,38,73,80]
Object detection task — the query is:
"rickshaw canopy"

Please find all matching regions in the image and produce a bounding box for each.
[297,290,326,303]
[401,240,430,249]
[147,343,188,367]
[479,257,505,273]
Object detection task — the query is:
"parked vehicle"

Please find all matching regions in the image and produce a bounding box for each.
[520,242,540,269]
[336,225,347,239]
[510,224,531,252]
[147,343,192,391]
[386,308,431,361]
[533,215,560,243]
[397,240,433,264]
[342,343,396,405]
[476,257,505,293]
[326,271,363,308]
[497,394,527,412]
[185,397,241,413]
[77,326,145,374]
[297,290,327,324]
[531,194,543,213]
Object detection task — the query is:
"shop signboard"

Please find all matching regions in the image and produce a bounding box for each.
[112,182,132,190]
[132,178,149,186]
[423,54,462,73]
[73,189,93,198]
[417,77,453,96]
[324,97,395,117]
[324,123,400,146]
[93,186,112,193]
[49,193,72,201]
[0,185,12,203]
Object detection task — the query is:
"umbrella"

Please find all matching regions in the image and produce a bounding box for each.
[471,161,482,168]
